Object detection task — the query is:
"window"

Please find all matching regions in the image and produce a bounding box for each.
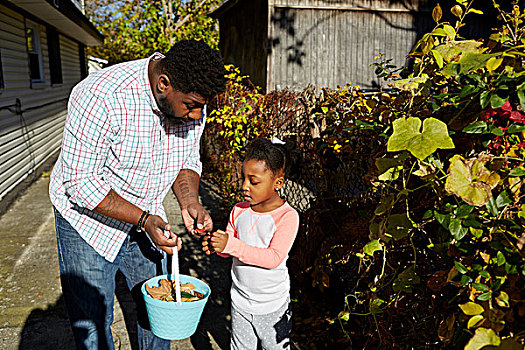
[25,20,44,83]
[47,28,63,85]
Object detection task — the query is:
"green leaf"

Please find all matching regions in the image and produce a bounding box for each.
[489,125,505,136]
[464,328,500,350]
[449,218,468,240]
[462,274,472,286]
[467,8,483,15]
[434,211,451,229]
[387,117,455,160]
[363,240,383,256]
[455,261,468,274]
[445,155,500,206]
[472,283,489,292]
[507,124,525,133]
[458,52,492,74]
[375,153,409,175]
[479,270,490,279]
[496,191,512,208]
[486,56,503,72]
[486,197,499,216]
[391,76,429,91]
[378,166,402,181]
[490,92,508,109]
[467,315,485,329]
[392,266,420,293]
[495,291,510,308]
[480,90,491,109]
[509,166,525,176]
[386,214,413,240]
[374,195,394,215]
[470,227,483,238]
[443,24,455,40]
[455,204,474,218]
[462,121,488,133]
[460,301,484,315]
[477,292,493,301]
[517,83,525,110]
[431,49,444,68]
[496,251,506,266]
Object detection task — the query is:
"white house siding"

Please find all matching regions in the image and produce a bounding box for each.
[0,3,82,202]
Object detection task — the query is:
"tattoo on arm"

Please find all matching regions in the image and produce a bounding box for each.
[95,190,123,216]
[175,170,199,204]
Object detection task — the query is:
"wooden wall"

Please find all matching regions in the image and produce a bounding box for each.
[218,0,269,89]
[267,0,433,91]
[0,3,82,203]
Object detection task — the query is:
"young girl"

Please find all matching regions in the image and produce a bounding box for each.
[202,137,299,350]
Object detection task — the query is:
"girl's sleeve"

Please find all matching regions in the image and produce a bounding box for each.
[222,209,299,269]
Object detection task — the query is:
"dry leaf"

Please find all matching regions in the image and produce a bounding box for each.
[146,279,205,302]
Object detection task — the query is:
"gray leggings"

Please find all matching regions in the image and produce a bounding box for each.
[231,300,292,350]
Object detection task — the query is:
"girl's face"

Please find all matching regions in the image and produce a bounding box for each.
[241,159,284,211]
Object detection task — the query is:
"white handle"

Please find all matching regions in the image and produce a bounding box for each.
[171,243,181,304]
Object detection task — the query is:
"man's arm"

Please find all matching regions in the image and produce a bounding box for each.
[172,169,213,234]
[94,189,180,254]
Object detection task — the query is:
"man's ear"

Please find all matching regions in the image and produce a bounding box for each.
[157,74,171,93]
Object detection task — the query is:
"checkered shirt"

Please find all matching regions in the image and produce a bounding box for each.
[49,53,205,262]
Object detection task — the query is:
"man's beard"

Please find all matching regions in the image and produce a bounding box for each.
[156,95,189,124]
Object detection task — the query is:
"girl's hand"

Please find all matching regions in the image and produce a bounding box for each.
[201,230,228,255]
[144,214,182,254]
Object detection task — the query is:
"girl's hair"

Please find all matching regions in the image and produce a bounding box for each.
[244,138,291,177]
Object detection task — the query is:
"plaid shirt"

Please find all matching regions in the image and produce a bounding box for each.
[49,53,205,262]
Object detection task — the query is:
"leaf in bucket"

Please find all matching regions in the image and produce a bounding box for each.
[147,279,205,302]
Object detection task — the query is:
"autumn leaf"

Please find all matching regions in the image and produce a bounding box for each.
[445,155,500,206]
[146,279,205,302]
[387,117,454,160]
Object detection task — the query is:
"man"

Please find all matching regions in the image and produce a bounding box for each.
[49,39,227,349]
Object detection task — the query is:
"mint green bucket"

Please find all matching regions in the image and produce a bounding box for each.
[141,274,211,340]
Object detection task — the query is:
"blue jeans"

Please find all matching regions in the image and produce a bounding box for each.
[54,208,170,350]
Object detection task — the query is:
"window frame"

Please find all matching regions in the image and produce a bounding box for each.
[25,19,45,86]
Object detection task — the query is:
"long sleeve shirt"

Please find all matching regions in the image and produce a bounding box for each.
[49,53,205,262]
[219,201,299,314]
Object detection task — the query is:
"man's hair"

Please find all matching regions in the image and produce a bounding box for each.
[159,39,227,98]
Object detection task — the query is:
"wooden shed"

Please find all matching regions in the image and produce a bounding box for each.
[211,0,500,92]
[0,0,103,211]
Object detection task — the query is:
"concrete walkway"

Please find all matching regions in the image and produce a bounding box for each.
[0,175,232,349]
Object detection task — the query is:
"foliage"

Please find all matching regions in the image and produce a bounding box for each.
[204,65,267,206]
[84,0,221,64]
[203,1,525,348]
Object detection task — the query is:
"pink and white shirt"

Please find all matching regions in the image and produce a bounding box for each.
[219,201,299,314]
[49,53,205,262]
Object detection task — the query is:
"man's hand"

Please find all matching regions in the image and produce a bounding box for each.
[201,230,228,255]
[181,202,213,238]
[143,214,182,255]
